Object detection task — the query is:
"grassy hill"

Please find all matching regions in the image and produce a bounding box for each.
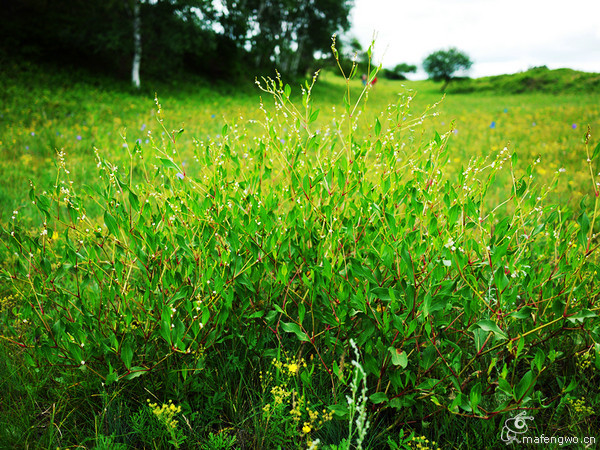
[446,66,600,94]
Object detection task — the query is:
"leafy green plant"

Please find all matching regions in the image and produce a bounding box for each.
[94,433,128,450]
[200,431,238,450]
[1,40,600,449]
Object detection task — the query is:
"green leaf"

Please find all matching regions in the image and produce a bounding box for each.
[566,309,596,324]
[124,367,147,380]
[369,392,389,404]
[104,211,119,237]
[105,364,119,385]
[159,157,179,171]
[533,348,545,372]
[497,377,513,396]
[470,382,482,411]
[516,178,527,197]
[448,204,461,225]
[473,319,507,340]
[284,84,291,98]
[389,347,408,368]
[420,345,437,370]
[577,211,590,247]
[298,302,306,324]
[303,174,310,194]
[509,306,534,320]
[160,307,172,345]
[472,328,488,353]
[592,141,600,161]
[121,339,134,369]
[493,266,509,292]
[515,336,525,359]
[374,118,381,136]
[514,370,535,401]
[129,189,140,211]
[308,108,320,124]
[329,403,348,419]
[281,322,310,342]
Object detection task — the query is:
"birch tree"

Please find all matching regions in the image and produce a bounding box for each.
[131,0,142,89]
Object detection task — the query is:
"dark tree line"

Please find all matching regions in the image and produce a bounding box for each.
[0,0,353,86]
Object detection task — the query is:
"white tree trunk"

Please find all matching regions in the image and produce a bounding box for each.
[132,0,141,89]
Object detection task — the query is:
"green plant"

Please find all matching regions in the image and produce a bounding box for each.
[258,353,334,448]
[94,433,128,450]
[387,431,441,450]
[328,339,371,450]
[1,40,600,449]
[200,431,238,450]
[130,399,187,448]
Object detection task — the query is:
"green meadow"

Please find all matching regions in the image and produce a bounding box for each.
[3,60,599,214]
[1,58,600,449]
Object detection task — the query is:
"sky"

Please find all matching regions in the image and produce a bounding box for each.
[349,0,600,79]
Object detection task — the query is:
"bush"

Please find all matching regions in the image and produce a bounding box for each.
[2,54,600,448]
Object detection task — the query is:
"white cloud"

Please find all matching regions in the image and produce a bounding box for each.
[349,0,600,78]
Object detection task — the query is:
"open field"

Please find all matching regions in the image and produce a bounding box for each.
[2,60,600,216]
[1,60,600,449]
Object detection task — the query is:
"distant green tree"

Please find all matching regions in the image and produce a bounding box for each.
[422,47,473,91]
[384,63,417,80]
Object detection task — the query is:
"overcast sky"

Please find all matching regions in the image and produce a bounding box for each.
[349,0,600,79]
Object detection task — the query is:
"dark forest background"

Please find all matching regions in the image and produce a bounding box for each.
[0,0,355,84]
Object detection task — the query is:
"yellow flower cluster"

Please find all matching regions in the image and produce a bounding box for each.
[291,393,333,442]
[566,397,594,416]
[0,294,17,312]
[406,435,441,450]
[576,351,593,372]
[271,356,307,376]
[261,356,334,446]
[290,394,305,422]
[302,422,312,434]
[270,385,291,407]
[147,399,182,430]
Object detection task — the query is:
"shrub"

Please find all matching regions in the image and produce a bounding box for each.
[2,47,600,447]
